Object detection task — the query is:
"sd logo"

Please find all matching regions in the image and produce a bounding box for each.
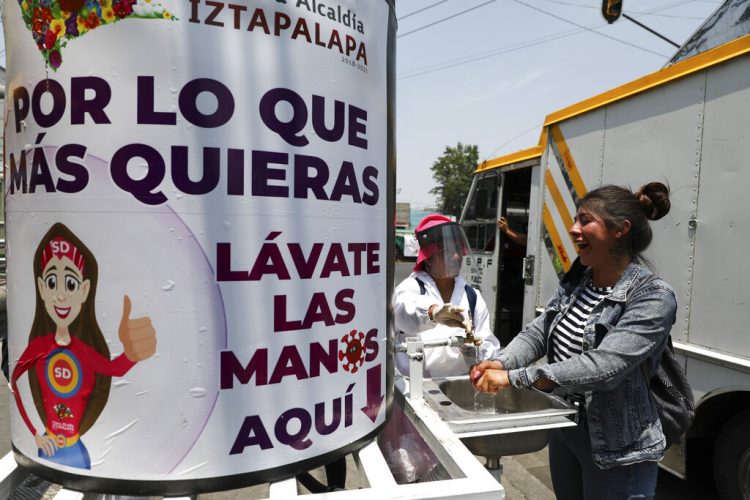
[46,350,82,398]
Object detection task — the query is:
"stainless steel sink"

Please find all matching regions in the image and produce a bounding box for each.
[422,376,578,458]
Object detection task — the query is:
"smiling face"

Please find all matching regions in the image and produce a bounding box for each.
[37,256,91,330]
[569,207,622,271]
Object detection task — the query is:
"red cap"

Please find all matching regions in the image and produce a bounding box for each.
[413,214,453,272]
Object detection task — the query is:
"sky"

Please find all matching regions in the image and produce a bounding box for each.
[0,0,723,209]
[394,0,723,209]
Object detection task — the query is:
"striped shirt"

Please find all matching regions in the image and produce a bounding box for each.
[551,283,612,407]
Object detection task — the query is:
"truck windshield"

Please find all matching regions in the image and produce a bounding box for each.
[463,172,498,252]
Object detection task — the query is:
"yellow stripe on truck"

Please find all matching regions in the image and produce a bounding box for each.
[550,125,587,201]
[545,169,575,240]
[542,203,572,273]
[475,145,543,173]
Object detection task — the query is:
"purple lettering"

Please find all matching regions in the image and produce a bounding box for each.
[55,144,89,193]
[216,243,247,281]
[227,148,245,195]
[29,147,55,193]
[367,243,380,274]
[334,289,355,324]
[348,105,367,149]
[329,161,361,203]
[251,150,289,197]
[293,154,329,200]
[179,78,234,128]
[320,244,349,278]
[274,295,304,332]
[220,349,268,389]
[9,150,28,194]
[171,146,220,195]
[362,166,379,205]
[364,328,378,362]
[71,77,111,125]
[287,243,323,279]
[13,86,29,133]
[314,399,341,436]
[274,11,292,36]
[311,94,344,142]
[32,79,65,129]
[270,346,308,384]
[249,232,291,280]
[304,292,335,327]
[110,143,167,205]
[275,408,312,450]
[259,88,309,147]
[347,243,366,275]
[137,76,176,125]
[309,339,338,378]
[230,416,273,454]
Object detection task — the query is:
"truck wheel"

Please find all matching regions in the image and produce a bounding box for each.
[713,409,750,500]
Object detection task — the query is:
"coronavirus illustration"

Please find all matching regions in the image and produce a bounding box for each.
[339,330,365,373]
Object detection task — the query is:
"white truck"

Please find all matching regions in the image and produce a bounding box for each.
[460,4,750,498]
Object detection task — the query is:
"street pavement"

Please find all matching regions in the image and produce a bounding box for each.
[0,261,719,498]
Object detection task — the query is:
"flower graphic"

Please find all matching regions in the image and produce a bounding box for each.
[17,0,177,69]
[102,7,114,22]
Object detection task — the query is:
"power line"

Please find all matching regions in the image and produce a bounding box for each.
[399,27,585,80]
[475,1,704,161]
[398,0,497,39]
[477,1,709,165]
[510,0,669,57]
[482,122,545,163]
[398,0,453,21]
[399,1,694,80]
[538,0,707,19]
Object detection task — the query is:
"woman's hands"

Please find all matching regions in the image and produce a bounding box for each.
[470,360,510,394]
[470,360,557,393]
[36,434,57,457]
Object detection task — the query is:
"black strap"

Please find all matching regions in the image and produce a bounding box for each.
[415,277,477,319]
[465,284,477,321]
[414,277,427,295]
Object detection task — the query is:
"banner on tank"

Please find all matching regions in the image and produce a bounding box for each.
[3,0,394,493]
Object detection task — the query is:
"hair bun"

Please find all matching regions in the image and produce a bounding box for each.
[636,182,670,221]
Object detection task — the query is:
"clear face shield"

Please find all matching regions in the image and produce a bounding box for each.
[416,222,472,279]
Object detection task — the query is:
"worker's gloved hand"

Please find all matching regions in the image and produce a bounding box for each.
[458,342,477,358]
[431,303,468,329]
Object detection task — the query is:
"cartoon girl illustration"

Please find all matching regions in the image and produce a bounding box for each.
[11,222,157,469]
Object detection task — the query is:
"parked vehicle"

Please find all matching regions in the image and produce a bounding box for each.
[460,5,750,498]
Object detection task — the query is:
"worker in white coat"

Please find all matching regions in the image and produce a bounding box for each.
[382,214,501,483]
[393,213,500,377]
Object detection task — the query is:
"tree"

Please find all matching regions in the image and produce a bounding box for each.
[429,142,478,219]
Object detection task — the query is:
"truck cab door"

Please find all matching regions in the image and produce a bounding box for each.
[460,171,502,330]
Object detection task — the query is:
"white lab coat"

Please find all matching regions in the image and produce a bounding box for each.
[393,270,500,377]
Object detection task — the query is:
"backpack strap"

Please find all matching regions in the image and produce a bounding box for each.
[464,284,477,321]
[414,277,427,296]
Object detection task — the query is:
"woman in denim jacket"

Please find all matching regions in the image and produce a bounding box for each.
[472,182,676,500]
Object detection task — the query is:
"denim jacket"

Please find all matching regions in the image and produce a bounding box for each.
[496,259,677,468]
